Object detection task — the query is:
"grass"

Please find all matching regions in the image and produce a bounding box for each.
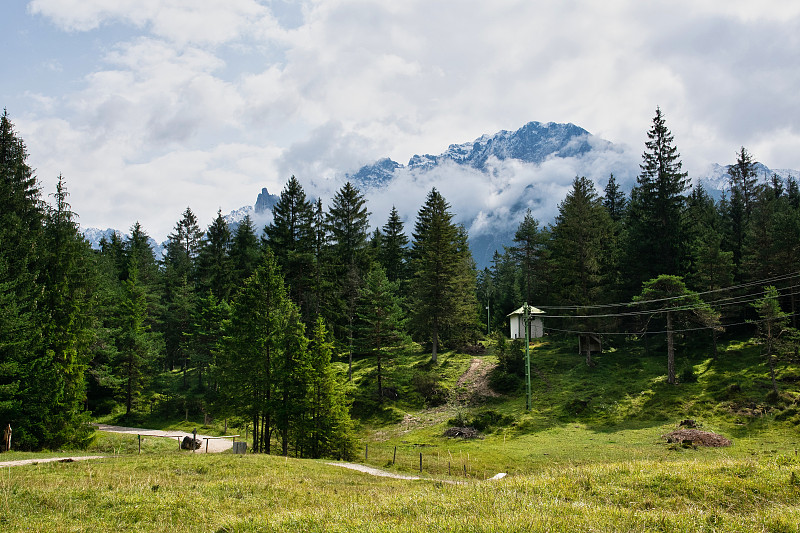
[0,452,798,531]
[3,333,799,530]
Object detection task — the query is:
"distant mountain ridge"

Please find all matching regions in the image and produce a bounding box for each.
[347,121,596,189]
[82,120,798,268]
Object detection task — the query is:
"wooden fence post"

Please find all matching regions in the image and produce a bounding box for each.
[393,446,397,465]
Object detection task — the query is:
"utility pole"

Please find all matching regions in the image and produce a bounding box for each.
[524,302,531,411]
[486,301,490,336]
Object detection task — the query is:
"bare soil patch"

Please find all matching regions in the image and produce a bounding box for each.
[456,358,499,402]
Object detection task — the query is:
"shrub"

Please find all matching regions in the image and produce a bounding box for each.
[412,372,448,407]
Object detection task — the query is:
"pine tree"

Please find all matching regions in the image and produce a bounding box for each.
[324,182,371,377]
[624,107,689,293]
[380,206,409,284]
[219,252,304,454]
[355,268,407,402]
[511,209,548,305]
[602,173,628,223]
[410,188,477,362]
[634,275,720,385]
[38,176,96,446]
[196,209,232,300]
[265,176,315,322]
[229,214,261,294]
[115,265,162,415]
[752,286,793,394]
[549,176,613,304]
[0,110,47,449]
[306,318,355,459]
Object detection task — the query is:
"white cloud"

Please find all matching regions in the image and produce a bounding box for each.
[16,0,800,243]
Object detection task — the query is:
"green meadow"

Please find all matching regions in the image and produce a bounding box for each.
[3,335,800,531]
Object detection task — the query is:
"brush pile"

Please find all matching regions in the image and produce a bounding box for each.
[662,429,732,447]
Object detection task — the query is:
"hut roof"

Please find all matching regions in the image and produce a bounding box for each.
[506,306,545,317]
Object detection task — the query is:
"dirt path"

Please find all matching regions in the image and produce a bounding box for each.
[95,424,236,453]
[0,456,106,468]
[456,358,499,402]
[327,462,507,484]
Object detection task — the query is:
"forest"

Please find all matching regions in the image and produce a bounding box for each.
[1,107,798,455]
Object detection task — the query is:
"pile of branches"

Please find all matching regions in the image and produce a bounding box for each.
[443,427,481,439]
[662,429,732,447]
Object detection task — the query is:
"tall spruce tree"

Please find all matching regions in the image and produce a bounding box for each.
[511,209,548,305]
[380,206,409,285]
[324,182,370,378]
[196,209,232,300]
[548,176,614,317]
[602,173,628,223]
[0,110,48,449]
[218,252,309,455]
[410,188,477,362]
[355,268,407,402]
[624,107,689,294]
[229,214,262,294]
[38,176,96,446]
[265,176,315,322]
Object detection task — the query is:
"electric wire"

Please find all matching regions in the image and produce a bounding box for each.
[533,271,800,311]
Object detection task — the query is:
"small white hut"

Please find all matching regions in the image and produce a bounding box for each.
[507,305,545,339]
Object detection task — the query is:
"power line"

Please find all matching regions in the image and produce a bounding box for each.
[534,271,800,311]
[543,312,799,336]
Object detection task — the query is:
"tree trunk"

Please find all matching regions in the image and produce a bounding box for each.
[431,317,439,364]
[666,311,676,385]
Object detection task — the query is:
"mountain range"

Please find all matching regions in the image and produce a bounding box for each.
[82,120,798,268]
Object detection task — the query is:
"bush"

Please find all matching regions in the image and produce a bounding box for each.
[488,368,522,394]
[495,332,525,377]
[446,410,514,433]
[412,372,448,407]
[679,365,697,384]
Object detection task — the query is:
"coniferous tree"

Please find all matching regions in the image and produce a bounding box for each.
[196,209,232,300]
[325,182,370,377]
[229,214,262,293]
[548,176,615,340]
[115,265,162,415]
[38,176,96,446]
[602,173,628,223]
[752,286,793,394]
[634,275,720,385]
[410,188,477,362]
[355,268,407,402]
[265,176,315,322]
[624,107,689,293]
[306,318,355,459]
[0,110,47,449]
[380,206,409,285]
[511,209,548,305]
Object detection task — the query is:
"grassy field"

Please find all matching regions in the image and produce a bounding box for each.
[1,447,798,531]
[3,333,799,531]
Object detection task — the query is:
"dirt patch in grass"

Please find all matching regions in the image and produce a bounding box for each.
[662,429,732,447]
[457,358,500,402]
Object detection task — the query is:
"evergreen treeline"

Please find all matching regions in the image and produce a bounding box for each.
[2,107,799,451]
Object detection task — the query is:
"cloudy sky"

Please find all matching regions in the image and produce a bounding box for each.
[2,0,799,241]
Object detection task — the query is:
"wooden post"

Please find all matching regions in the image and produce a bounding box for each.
[463,464,467,477]
[192,429,197,453]
[419,453,422,472]
[365,444,368,461]
[392,446,397,465]
[205,438,209,453]
[138,434,141,454]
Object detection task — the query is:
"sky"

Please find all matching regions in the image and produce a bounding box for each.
[2,0,799,242]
